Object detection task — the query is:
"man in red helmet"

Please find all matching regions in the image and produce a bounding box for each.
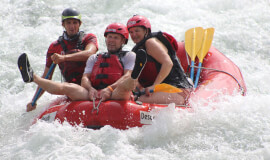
[18,23,135,111]
[25,8,98,111]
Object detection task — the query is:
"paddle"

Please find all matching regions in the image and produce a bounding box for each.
[134,83,182,96]
[194,28,215,88]
[150,83,182,93]
[31,63,56,106]
[185,27,204,82]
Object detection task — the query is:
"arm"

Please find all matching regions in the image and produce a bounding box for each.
[63,42,98,61]
[99,70,132,101]
[81,72,98,101]
[51,42,98,63]
[145,38,173,93]
[81,54,99,100]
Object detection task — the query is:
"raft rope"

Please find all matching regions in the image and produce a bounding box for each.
[184,50,245,96]
[192,65,246,96]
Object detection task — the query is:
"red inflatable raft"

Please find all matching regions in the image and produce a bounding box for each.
[35,42,247,129]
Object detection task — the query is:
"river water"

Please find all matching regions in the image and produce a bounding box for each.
[1,0,270,159]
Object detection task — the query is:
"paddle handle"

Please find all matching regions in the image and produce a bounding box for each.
[31,63,56,106]
[190,61,195,82]
[194,62,202,88]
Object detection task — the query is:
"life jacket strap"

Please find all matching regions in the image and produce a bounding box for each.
[96,74,108,79]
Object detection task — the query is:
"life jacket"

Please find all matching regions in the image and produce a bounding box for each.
[57,31,86,84]
[132,31,192,88]
[90,51,127,90]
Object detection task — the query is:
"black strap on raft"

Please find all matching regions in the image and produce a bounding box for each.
[86,125,104,129]
[57,31,85,53]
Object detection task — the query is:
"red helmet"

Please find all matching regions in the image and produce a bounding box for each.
[127,15,151,32]
[104,23,129,44]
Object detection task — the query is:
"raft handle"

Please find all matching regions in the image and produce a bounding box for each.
[92,99,103,114]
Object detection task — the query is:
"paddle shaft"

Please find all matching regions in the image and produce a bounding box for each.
[31,63,56,106]
[190,61,195,82]
[194,62,202,88]
[194,28,214,88]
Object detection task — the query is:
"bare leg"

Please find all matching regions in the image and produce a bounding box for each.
[111,49,147,100]
[17,53,90,101]
[33,74,89,101]
[137,92,185,105]
[138,88,190,105]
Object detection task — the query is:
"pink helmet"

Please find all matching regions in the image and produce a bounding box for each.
[104,23,129,44]
[126,15,151,32]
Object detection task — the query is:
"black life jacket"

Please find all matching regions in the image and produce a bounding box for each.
[90,51,127,90]
[132,31,192,88]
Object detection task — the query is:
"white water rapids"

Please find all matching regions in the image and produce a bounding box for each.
[1,0,270,159]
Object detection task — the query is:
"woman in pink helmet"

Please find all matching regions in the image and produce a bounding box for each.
[111,15,192,105]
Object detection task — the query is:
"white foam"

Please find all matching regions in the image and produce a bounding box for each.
[1,0,270,159]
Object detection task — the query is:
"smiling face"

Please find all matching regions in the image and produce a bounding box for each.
[105,33,125,53]
[128,26,148,44]
[62,18,81,37]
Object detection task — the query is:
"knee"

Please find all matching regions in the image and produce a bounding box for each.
[61,82,75,94]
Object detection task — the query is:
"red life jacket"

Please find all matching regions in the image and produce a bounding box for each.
[132,31,192,88]
[90,52,126,89]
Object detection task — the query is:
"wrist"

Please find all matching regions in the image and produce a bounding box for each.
[107,85,114,92]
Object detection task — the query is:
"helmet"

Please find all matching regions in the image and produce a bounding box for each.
[126,15,151,32]
[104,23,129,44]
[62,8,81,22]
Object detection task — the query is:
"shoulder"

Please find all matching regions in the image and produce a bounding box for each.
[145,36,168,57]
[122,51,136,62]
[83,33,98,40]
[82,33,98,48]
[125,51,136,57]
[145,37,162,47]
[48,40,61,52]
[121,51,135,70]
[86,53,98,64]
[50,40,60,46]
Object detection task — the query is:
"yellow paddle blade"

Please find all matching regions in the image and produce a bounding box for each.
[197,28,215,63]
[185,27,204,61]
[154,83,182,93]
